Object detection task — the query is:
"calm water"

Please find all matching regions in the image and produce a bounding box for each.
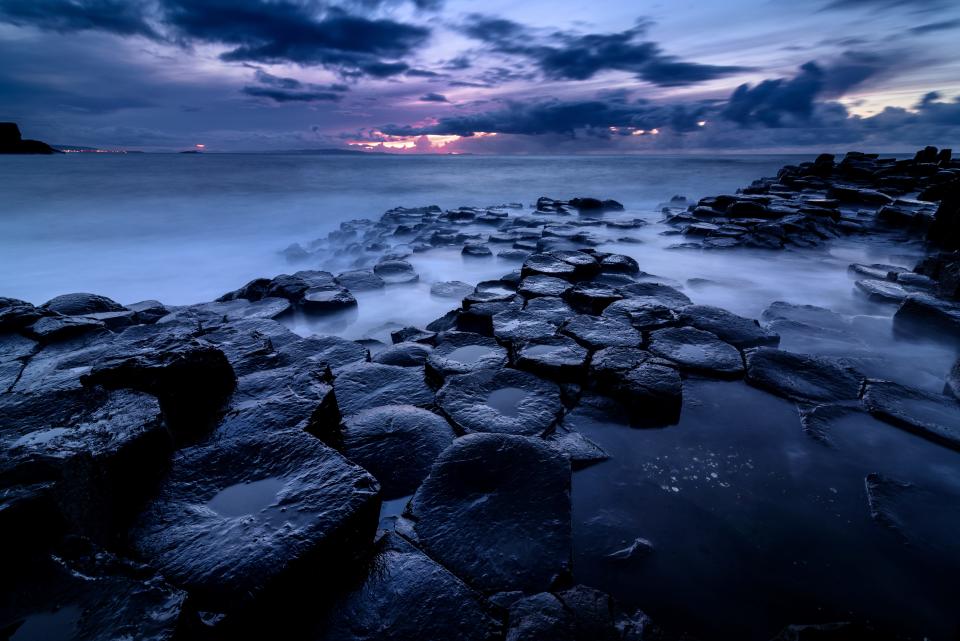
[3,153,958,639]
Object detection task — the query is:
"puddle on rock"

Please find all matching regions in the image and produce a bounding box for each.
[486,387,528,417]
[446,345,498,365]
[206,477,306,527]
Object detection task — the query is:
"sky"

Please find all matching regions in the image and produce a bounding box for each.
[1,0,959,153]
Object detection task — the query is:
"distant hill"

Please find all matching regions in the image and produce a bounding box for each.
[265,148,390,156]
[0,122,59,154]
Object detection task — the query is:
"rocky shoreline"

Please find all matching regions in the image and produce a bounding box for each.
[2,148,959,640]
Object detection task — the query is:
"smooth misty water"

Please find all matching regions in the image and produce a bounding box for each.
[3,153,959,639]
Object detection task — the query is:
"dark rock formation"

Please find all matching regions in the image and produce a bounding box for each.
[0,122,59,154]
[647,326,744,378]
[745,348,863,402]
[861,380,960,450]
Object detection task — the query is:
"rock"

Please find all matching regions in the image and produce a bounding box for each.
[521,254,577,280]
[946,357,959,399]
[518,275,573,298]
[861,380,960,451]
[0,297,50,332]
[848,263,907,281]
[0,122,58,154]
[893,294,960,340]
[40,293,125,316]
[372,341,433,367]
[195,297,292,322]
[86,309,137,330]
[336,269,386,291]
[515,336,589,381]
[492,310,558,344]
[647,326,744,378]
[391,326,437,345]
[543,423,609,470]
[276,333,369,374]
[436,368,562,436]
[588,348,682,426]
[505,592,574,641]
[0,539,196,641]
[827,185,893,205]
[340,405,456,499]
[431,281,475,299]
[426,332,508,382]
[374,260,419,284]
[28,315,107,342]
[462,244,493,258]
[130,430,380,618]
[81,338,236,436]
[0,388,170,540]
[854,279,910,304]
[409,433,571,593]
[315,533,501,641]
[677,304,779,349]
[301,286,357,314]
[332,362,434,418]
[561,316,641,350]
[524,296,578,325]
[606,537,654,562]
[762,301,849,332]
[745,348,863,402]
[602,299,678,331]
[600,254,640,274]
[618,282,692,308]
[564,283,623,315]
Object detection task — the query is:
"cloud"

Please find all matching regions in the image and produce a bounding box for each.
[0,0,158,38]
[241,69,349,102]
[419,92,448,102]
[459,15,747,87]
[909,19,960,34]
[821,0,948,10]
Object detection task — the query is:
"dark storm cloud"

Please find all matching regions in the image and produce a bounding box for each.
[419,92,448,102]
[821,0,947,9]
[909,19,960,34]
[460,15,747,86]
[160,1,430,76]
[241,70,349,102]
[0,0,158,38]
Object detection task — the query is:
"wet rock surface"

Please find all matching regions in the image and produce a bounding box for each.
[861,380,960,450]
[745,348,863,402]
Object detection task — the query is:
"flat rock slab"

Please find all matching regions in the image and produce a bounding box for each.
[677,304,779,349]
[374,260,419,284]
[562,315,641,350]
[861,380,960,451]
[336,269,385,291]
[602,299,678,331]
[618,282,692,309]
[409,433,572,593]
[0,541,194,641]
[333,362,434,417]
[341,405,456,499]
[894,294,960,340]
[521,254,578,280]
[745,348,863,402]
[492,310,558,344]
[524,296,578,325]
[130,430,380,616]
[647,326,744,378]
[372,341,433,367]
[518,275,573,299]
[588,349,682,426]
[564,283,623,315]
[426,332,508,381]
[315,533,501,641]
[437,368,562,436]
[854,279,911,304]
[430,281,475,299]
[515,336,590,381]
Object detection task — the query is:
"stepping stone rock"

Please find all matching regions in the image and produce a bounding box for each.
[521,254,577,280]
[600,254,640,274]
[515,336,590,381]
[745,348,863,402]
[647,326,744,378]
[409,433,571,593]
[618,282,692,308]
[130,430,380,617]
[436,368,562,436]
[854,279,911,304]
[336,269,385,291]
[562,316,641,350]
[426,332,508,381]
[861,380,960,451]
[372,341,433,367]
[301,286,357,314]
[374,260,419,284]
[492,310,558,344]
[894,294,960,340]
[28,315,106,342]
[602,299,678,331]
[518,275,573,299]
[333,362,434,417]
[564,283,623,315]
[40,292,125,316]
[677,304,780,349]
[524,296,578,325]
[430,281,475,299]
[341,405,456,499]
[588,348,682,426]
[315,533,501,641]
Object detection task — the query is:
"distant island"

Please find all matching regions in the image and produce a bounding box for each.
[0,122,59,154]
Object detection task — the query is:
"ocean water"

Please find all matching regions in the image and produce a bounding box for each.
[3,153,959,640]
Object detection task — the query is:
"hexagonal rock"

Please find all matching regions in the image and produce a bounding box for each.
[861,380,960,451]
[1,296,51,332]
[618,282,692,309]
[40,292,126,316]
[372,341,433,367]
[335,269,385,291]
[374,259,419,284]
[436,368,563,436]
[647,326,744,379]
[564,283,624,315]
[745,348,863,403]
[430,280,475,299]
[524,296,578,325]
[515,336,590,382]
[677,304,780,349]
[602,299,678,331]
[521,254,577,280]
[341,405,456,499]
[518,275,573,299]
[409,433,572,593]
[332,362,434,417]
[561,315,641,350]
[301,286,357,314]
[426,331,508,382]
[588,347,682,426]
[492,309,558,344]
[315,533,501,641]
[0,540,196,641]
[130,430,380,616]
[600,253,641,274]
